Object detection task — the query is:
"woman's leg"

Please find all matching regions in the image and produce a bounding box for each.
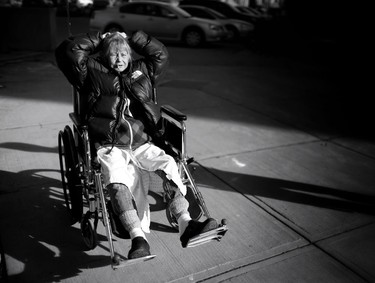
[97,147,150,259]
[156,170,218,248]
[107,183,144,240]
[107,183,150,259]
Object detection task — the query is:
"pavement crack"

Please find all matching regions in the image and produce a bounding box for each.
[197,139,322,162]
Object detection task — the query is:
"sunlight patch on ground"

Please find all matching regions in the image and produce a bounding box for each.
[232,157,247,168]
[4,254,25,276]
[38,241,61,258]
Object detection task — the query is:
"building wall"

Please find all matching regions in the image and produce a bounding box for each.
[1,7,57,51]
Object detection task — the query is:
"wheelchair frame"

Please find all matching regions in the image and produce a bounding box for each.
[58,88,227,269]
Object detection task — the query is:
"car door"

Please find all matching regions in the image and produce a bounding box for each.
[182,7,214,20]
[118,3,150,34]
[143,4,181,40]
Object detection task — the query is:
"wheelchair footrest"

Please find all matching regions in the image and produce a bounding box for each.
[186,224,228,248]
[111,254,156,269]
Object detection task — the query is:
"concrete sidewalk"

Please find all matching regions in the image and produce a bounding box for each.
[0,42,374,283]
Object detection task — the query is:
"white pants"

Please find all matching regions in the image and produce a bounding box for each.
[97,143,186,195]
[97,143,187,232]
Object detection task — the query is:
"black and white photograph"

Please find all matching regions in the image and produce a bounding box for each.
[0,0,373,282]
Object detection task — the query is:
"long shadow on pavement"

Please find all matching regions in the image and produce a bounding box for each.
[0,169,109,283]
[198,166,375,216]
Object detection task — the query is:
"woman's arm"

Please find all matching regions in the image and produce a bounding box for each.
[55,32,102,90]
[128,30,169,86]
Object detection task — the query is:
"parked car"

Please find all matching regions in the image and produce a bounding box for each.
[129,0,179,5]
[236,5,270,20]
[180,5,254,41]
[179,0,258,24]
[90,1,228,47]
[56,0,94,16]
[93,0,110,10]
[236,6,261,17]
[22,0,54,6]
[1,0,22,7]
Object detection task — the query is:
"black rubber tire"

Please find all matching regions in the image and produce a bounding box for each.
[58,126,83,224]
[226,25,239,41]
[81,212,98,250]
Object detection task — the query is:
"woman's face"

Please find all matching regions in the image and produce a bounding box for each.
[108,45,130,73]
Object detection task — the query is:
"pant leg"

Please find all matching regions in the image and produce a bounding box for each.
[155,170,189,220]
[107,183,142,233]
[97,146,150,235]
[134,143,187,196]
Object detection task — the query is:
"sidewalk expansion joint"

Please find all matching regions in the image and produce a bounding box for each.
[0,120,71,131]
[191,244,310,283]
[329,139,375,161]
[197,139,322,162]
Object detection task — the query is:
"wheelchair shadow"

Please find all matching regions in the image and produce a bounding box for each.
[148,191,178,234]
[0,169,113,282]
[198,166,375,216]
[0,142,57,153]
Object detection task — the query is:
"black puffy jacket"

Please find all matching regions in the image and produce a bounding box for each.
[55,30,169,150]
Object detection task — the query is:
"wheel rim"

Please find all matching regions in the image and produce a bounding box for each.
[185,31,202,47]
[227,29,235,40]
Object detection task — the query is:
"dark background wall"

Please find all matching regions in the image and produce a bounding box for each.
[1,7,57,52]
[0,7,90,52]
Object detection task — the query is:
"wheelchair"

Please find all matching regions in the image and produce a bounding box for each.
[57,88,228,269]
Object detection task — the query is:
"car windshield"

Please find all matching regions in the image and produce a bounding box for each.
[208,9,227,19]
[171,5,192,18]
[230,5,242,13]
[120,3,192,18]
[237,7,247,13]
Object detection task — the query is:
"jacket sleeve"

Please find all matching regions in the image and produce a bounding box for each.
[129,30,169,86]
[55,31,102,90]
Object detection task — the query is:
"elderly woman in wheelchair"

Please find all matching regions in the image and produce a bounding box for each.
[55,30,227,267]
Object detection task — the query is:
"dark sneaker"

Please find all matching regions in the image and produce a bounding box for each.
[180,218,218,248]
[128,237,151,259]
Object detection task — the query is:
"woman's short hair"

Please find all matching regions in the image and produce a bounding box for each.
[101,32,132,62]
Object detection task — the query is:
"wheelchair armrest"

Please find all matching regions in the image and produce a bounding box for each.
[161,105,187,121]
[69,112,87,129]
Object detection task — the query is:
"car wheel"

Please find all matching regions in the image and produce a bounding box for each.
[104,24,124,33]
[226,25,239,41]
[183,28,204,48]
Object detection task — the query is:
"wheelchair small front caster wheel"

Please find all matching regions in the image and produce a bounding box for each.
[221,219,227,226]
[112,254,121,265]
[81,212,98,250]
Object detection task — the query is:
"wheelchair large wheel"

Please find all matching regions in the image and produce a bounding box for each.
[81,212,98,250]
[58,126,83,224]
[166,185,203,230]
